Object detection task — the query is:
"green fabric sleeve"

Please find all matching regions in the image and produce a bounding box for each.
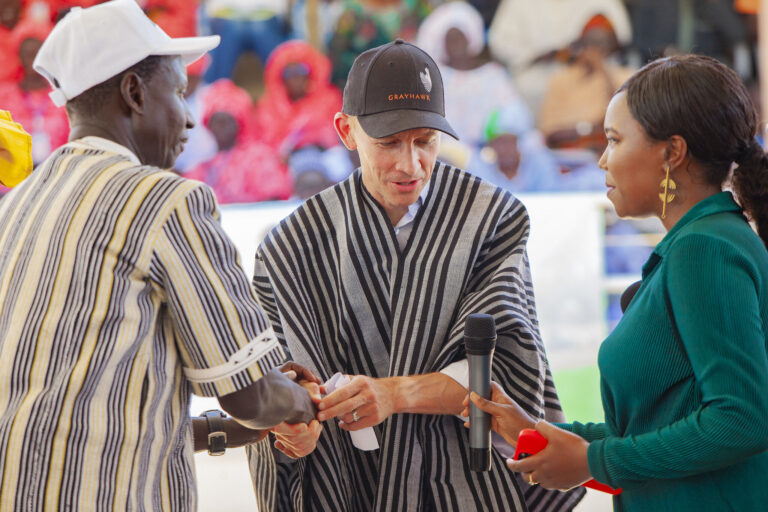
[588,234,768,488]
[555,422,612,442]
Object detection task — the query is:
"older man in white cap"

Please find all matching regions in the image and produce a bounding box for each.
[0,1,319,510]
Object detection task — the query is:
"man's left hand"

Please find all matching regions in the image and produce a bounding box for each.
[272,420,323,458]
[316,375,397,430]
[505,421,592,491]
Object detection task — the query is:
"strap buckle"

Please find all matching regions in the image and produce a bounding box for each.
[201,410,227,456]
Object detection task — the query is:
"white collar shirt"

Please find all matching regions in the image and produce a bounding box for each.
[393,181,431,250]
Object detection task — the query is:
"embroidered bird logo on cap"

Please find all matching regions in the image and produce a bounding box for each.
[419,67,432,93]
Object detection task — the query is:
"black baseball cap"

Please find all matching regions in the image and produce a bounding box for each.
[342,39,458,140]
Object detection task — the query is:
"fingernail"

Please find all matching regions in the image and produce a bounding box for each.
[317,413,325,421]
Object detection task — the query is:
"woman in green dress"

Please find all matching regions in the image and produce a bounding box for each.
[465,54,768,511]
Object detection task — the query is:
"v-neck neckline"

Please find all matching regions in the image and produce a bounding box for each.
[356,163,439,259]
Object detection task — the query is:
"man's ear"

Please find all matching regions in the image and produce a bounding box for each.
[120,72,145,115]
[334,112,357,150]
[665,134,689,172]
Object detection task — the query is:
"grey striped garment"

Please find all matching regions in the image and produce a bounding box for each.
[247,164,585,511]
[0,142,285,511]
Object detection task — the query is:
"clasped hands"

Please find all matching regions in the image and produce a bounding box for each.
[461,382,592,491]
[271,369,397,459]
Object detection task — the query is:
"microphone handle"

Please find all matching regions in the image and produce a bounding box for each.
[469,351,493,471]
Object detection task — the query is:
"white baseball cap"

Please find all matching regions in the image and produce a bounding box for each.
[33,0,220,107]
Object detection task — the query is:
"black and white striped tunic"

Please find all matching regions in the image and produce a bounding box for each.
[247,164,584,511]
[0,141,285,511]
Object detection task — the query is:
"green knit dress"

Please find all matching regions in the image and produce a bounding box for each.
[561,192,768,511]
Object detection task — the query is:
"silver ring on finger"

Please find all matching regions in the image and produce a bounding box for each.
[352,410,360,422]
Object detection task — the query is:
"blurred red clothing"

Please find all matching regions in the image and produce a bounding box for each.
[0,0,99,88]
[11,16,52,51]
[53,0,104,8]
[144,0,197,38]
[185,142,293,204]
[187,79,293,203]
[49,0,197,35]
[200,78,258,142]
[0,82,69,164]
[0,26,21,87]
[0,17,66,164]
[0,0,55,86]
[254,40,343,154]
[43,0,102,21]
[1,17,52,93]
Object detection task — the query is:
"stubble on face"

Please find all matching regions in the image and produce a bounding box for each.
[137,57,191,169]
[349,119,440,224]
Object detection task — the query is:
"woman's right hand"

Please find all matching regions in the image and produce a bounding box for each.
[462,381,537,446]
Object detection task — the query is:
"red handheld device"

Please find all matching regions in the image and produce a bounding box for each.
[513,429,622,495]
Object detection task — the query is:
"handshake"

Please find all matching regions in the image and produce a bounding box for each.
[265,361,325,460]
[269,365,395,458]
[210,363,391,459]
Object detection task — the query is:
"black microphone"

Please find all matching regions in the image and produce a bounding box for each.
[465,313,496,472]
[620,280,642,313]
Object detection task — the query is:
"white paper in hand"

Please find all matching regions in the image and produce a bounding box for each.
[324,372,380,451]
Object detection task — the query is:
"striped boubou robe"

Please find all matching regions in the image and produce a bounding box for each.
[247,164,584,511]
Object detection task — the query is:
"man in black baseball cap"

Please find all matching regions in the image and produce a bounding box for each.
[341,39,458,140]
[247,40,581,512]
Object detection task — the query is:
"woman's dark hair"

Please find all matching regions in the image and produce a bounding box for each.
[617,54,768,246]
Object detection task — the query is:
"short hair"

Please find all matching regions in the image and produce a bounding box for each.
[66,55,167,118]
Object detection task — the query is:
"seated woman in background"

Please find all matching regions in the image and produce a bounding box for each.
[538,14,634,154]
[466,55,768,511]
[0,19,69,165]
[186,79,292,204]
[254,39,352,197]
[467,102,564,193]
[255,40,342,153]
[415,1,563,193]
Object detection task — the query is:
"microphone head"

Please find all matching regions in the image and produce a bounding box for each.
[620,280,642,313]
[464,313,496,354]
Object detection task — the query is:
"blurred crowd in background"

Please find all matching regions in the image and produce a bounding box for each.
[0,0,761,202]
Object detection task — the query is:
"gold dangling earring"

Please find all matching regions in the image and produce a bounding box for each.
[659,164,677,219]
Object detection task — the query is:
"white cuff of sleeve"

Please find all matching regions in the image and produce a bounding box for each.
[183,327,279,383]
[440,359,515,458]
[440,359,469,388]
[440,359,469,422]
